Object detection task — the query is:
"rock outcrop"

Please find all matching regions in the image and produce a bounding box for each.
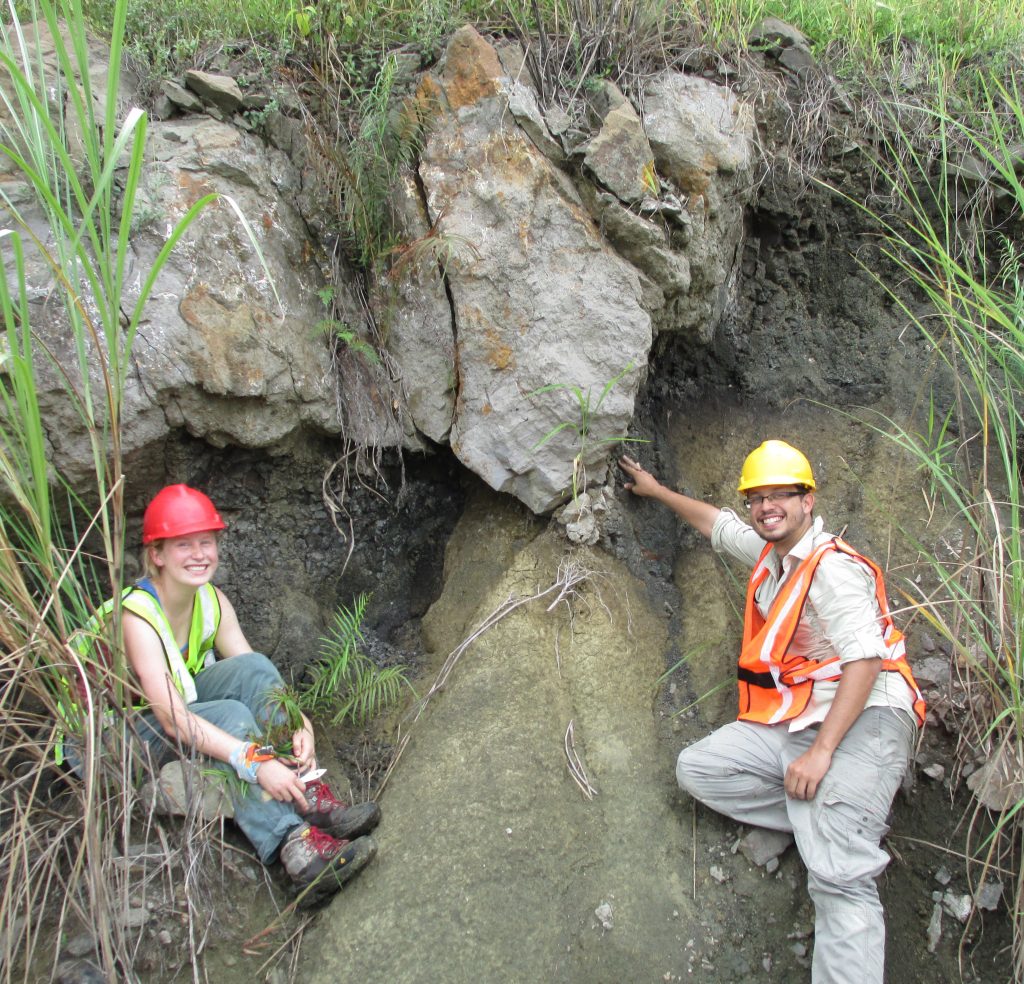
[404,27,654,513]
[383,27,759,512]
[4,22,764,515]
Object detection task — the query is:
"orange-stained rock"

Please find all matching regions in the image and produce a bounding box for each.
[440,24,503,110]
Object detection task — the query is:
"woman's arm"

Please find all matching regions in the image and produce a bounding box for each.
[212,588,253,658]
[124,612,308,807]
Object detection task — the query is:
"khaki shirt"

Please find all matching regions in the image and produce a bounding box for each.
[711,509,916,731]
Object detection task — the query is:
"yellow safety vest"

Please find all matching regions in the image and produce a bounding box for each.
[56,583,221,762]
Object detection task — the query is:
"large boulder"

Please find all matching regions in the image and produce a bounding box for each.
[8,111,346,484]
[410,26,653,513]
[0,23,361,487]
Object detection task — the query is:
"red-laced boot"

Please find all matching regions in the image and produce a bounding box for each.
[304,780,381,841]
[280,823,376,906]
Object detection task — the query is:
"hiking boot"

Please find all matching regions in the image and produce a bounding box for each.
[280,823,377,907]
[303,779,381,841]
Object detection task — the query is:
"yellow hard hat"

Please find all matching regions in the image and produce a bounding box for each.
[737,440,816,493]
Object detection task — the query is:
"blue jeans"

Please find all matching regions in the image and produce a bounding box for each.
[134,652,304,863]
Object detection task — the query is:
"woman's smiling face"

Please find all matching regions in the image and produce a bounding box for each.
[150,531,220,586]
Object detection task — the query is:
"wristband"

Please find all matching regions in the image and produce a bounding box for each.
[229,742,274,783]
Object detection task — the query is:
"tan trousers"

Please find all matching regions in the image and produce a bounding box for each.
[676,707,916,984]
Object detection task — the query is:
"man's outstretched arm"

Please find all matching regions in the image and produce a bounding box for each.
[619,455,721,540]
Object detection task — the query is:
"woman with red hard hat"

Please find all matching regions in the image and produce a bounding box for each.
[123,484,380,903]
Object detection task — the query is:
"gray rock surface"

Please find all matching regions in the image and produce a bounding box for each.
[162,79,203,113]
[9,108,343,484]
[749,17,816,74]
[586,189,691,302]
[739,827,794,867]
[138,760,234,820]
[378,169,458,444]
[582,97,656,203]
[183,70,244,114]
[416,26,652,513]
[642,73,755,338]
[507,81,566,163]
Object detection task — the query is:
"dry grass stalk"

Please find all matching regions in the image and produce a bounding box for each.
[379,555,596,792]
[563,718,597,799]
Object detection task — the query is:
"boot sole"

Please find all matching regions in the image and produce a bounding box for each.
[295,835,377,909]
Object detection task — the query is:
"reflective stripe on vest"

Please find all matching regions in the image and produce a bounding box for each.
[67,583,221,705]
[737,537,926,727]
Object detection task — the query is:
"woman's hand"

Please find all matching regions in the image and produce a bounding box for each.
[256,758,308,809]
[291,719,316,773]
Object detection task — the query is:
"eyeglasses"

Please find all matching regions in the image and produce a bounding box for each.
[743,491,805,510]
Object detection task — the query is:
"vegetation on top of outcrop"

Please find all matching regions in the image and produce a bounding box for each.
[69,0,1023,271]
[77,0,1024,79]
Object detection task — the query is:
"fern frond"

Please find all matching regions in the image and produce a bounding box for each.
[300,593,408,727]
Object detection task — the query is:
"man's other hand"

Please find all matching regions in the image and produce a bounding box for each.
[785,746,833,800]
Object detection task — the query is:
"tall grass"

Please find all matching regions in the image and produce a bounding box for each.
[851,73,1024,981]
[712,0,1024,63]
[0,0,219,978]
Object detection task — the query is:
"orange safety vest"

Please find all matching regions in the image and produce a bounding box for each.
[737,537,926,727]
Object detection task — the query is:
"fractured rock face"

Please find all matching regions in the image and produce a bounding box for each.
[129,117,348,449]
[581,95,656,204]
[8,109,346,483]
[643,73,756,338]
[377,169,458,445]
[415,26,652,513]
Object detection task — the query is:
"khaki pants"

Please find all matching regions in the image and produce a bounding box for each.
[676,707,916,984]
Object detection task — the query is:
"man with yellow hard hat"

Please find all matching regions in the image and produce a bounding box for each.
[620,440,924,984]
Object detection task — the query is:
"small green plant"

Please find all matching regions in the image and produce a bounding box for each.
[259,683,308,753]
[386,214,482,281]
[285,0,317,38]
[314,285,380,364]
[316,316,381,364]
[531,362,648,503]
[300,593,408,726]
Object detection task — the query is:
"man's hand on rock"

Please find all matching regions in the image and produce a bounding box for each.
[619,456,662,497]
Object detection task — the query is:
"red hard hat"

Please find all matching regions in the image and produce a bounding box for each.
[142,484,227,544]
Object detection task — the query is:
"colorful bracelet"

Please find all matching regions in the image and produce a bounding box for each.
[229,742,275,783]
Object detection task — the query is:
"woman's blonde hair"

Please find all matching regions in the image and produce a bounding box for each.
[141,541,163,580]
